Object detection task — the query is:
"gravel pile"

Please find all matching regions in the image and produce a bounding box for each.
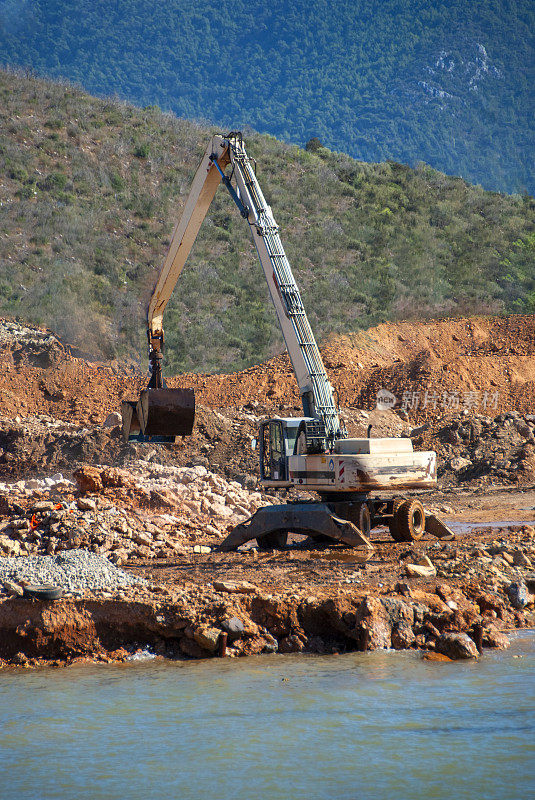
[0,549,146,595]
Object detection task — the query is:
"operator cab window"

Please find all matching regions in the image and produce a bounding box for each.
[261,420,287,481]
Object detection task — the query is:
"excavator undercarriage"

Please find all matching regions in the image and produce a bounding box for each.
[219,496,455,552]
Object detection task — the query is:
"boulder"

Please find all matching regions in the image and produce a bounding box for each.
[213,580,258,595]
[32,501,55,512]
[101,468,132,489]
[107,549,129,566]
[436,632,478,659]
[450,456,472,471]
[512,550,532,567]
[279,634,306,653]
[103,412,122,428]
[391,624,416,650]
[134,545,152,559]
[262,633,278,653]
[2,579,24,596]
[482,625,510,650]
[475,592,506,619]
[221,616,245,640]
[194,626,222,653]
[423,652,453,662]
[179,638,206,659]
[405,563,436,578]
[435,582,453,602]
[132,531,152,547]
[355,596,392,650]
[150,489,179,509]
[0,535,20,556]
[77,497,96,512]
[507,582,530,609]
[73,466,103,494]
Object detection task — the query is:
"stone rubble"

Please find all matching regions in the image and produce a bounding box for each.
[0,462,270,564]
[429,411,535,487]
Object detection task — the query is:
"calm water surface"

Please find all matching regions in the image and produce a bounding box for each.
[1,632,534,800]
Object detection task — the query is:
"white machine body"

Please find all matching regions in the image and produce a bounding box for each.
[260,418,436,492]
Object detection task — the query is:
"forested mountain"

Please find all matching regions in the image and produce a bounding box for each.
[0,0,533,194]
[0,71,534,373]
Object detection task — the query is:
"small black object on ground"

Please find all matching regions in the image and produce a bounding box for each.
[23,584,64,601]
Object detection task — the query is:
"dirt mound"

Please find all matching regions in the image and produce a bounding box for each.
[1,315,534,426]
[172,314,535,420]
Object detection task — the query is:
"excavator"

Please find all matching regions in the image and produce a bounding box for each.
[122,132,453,551]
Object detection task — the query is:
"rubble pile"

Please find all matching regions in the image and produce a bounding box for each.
[415,411,535,486]
[432,531,535,585]
[0,463,269,564]
[0,319,63,369]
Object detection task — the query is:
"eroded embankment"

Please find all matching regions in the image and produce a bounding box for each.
[1,569,532,668]
[2,315,535,424]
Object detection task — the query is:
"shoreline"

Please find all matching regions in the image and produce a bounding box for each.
[1,561,533,669]
[1,467,535,671]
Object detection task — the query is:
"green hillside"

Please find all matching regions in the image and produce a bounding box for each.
[0,0,533,193]
[0,70,534,373]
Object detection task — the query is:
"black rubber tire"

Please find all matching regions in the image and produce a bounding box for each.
[23,584,64,601]
[388,497,406,541]
[257,530,288,551]
[391,499,425,542]
[357,503,372,537]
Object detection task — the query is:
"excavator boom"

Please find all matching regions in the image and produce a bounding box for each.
[123,132,344,444]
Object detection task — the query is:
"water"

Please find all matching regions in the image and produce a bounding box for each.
[1,634,534,800]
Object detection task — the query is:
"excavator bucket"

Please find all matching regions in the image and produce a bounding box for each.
[137,387,195,437]
[121,388,195,442]
[121,400,141,442]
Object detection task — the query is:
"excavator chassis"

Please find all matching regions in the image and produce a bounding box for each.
[220,502,375,552]
[219,496,455,552]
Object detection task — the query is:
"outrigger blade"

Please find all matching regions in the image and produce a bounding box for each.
[121,388,195,442]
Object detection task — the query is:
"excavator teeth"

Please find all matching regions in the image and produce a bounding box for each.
[136,387,195,438]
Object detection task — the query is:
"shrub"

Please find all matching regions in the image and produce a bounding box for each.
[38,172,68,192]
[134,142,150,158]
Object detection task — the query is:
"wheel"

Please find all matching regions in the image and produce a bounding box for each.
[257,530,288,550]
[23,584,64,601]
[390,499,425,542]
[357,503,371,537]
[388,497,405,541]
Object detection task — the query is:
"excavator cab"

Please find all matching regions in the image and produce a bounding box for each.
[260,418,309,486]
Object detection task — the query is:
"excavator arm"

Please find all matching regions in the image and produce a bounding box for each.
[146,135,231,386]
[124,132,345,445]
